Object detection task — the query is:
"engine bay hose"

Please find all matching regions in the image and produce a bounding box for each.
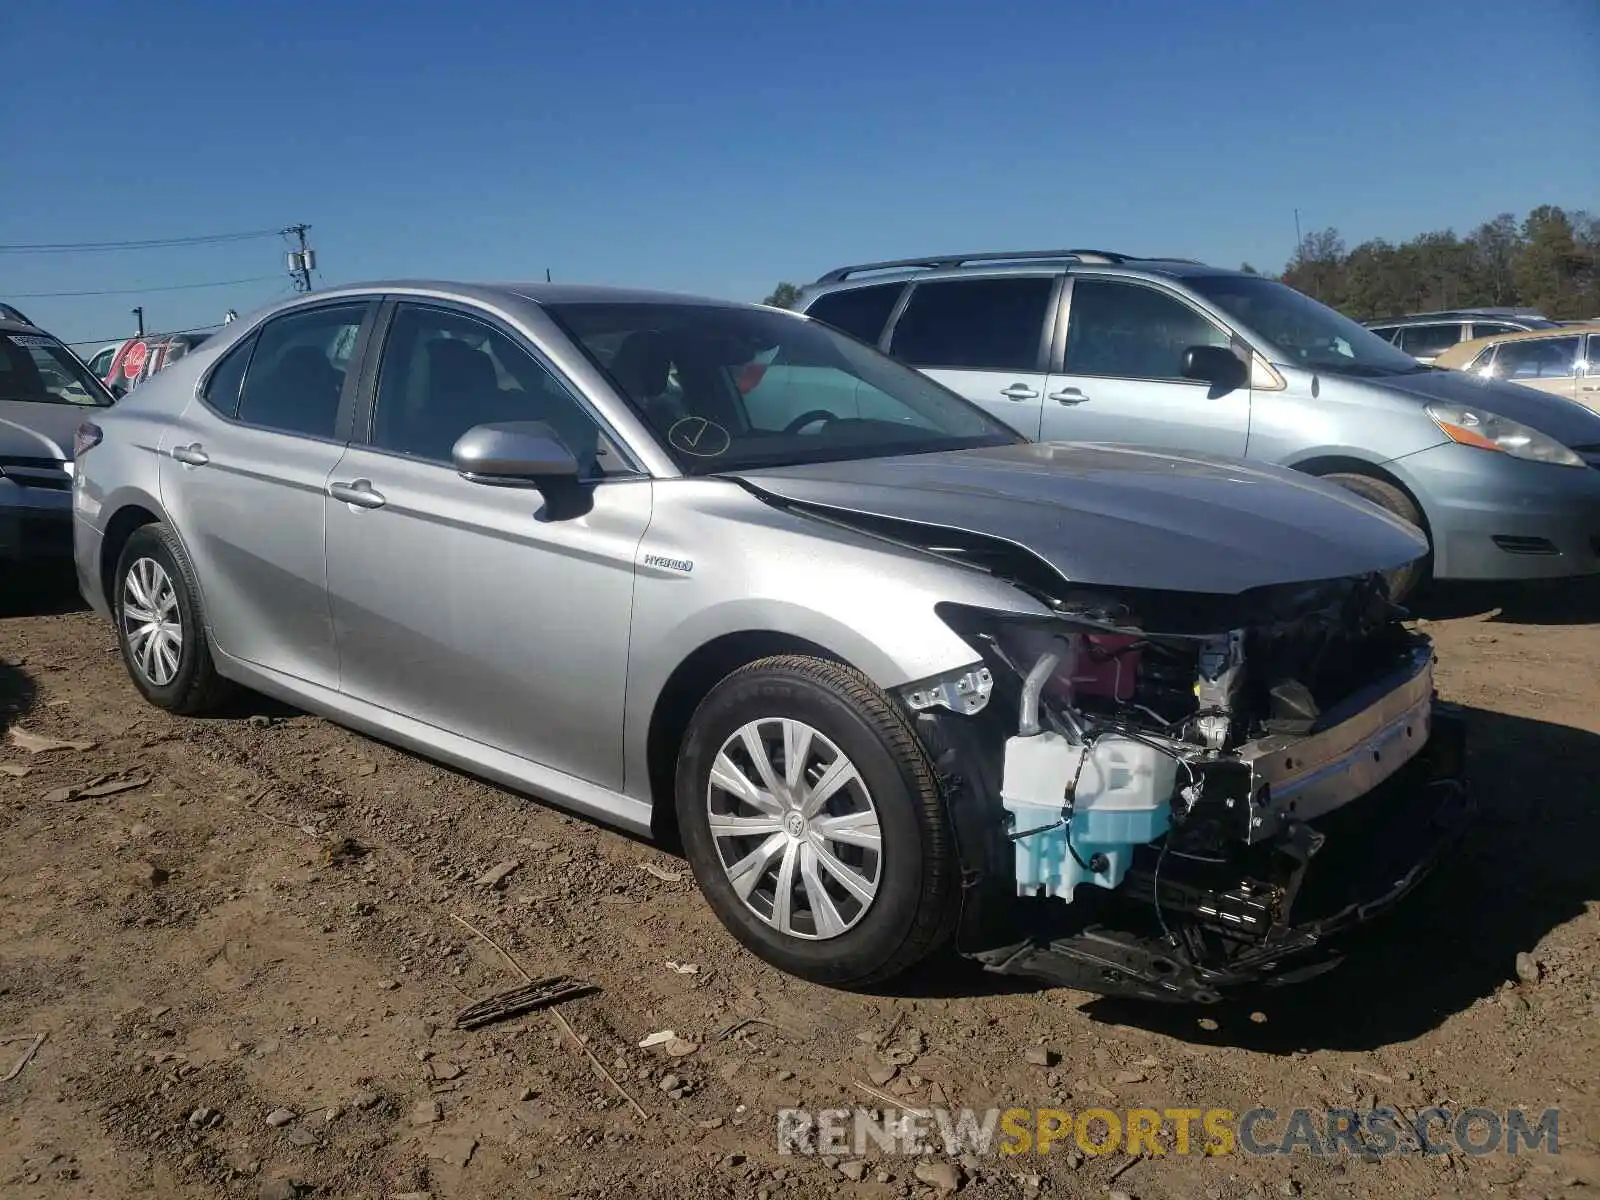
[1017,638,1069,737]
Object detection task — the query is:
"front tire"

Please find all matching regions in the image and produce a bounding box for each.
[1321,472,1430,603]
[113,523,233,715]
[675,655,959,987]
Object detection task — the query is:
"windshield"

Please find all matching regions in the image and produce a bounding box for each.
[1186,275,1425,375]
[0,332,115,406]
[545,301,1022,474]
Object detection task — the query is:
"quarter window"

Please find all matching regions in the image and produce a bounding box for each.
[1470,322,1520,340]
[202,334,256,417]
[236,303,366,439]
[1064,279,1231,380]
[803,284,905,345]
[888,277,1054,372]
[1491,336,1581,380]
[371,304,615,475]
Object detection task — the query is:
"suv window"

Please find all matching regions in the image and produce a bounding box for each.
[803,284,904,345]
[371,304,614,475]
[1395,323,1464,358]
[1366,325,1399,343]
[0,331,114,407]
[236,303,366,439]
[1587,334,1600,375]
[1492,336,1581,380]
[1064,279,1230,380]
[203,334,257,417]
[1470,322,1520,340]
[888,277,1054,372]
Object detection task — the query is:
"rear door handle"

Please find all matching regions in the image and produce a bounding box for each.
[999,383,1040,401]
[328,479,386,510]
[170,443,209,466]
[1049,387,1090,405]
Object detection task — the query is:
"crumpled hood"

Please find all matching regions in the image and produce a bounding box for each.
[732,442,1429,595]
[1347,366,1600,448]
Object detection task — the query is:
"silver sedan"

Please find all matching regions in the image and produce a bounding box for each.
[70,281,1470,1001]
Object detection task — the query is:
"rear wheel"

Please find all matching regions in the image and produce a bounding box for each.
[1321,472,1430,603]
[675,655,959,987]
[114,523,234,715]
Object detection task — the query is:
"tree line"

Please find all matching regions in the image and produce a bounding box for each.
[763,204,1600,321]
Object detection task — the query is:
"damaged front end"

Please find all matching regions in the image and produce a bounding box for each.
[905,575,1474,1003]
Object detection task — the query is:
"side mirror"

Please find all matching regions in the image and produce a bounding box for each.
[109,382,128,400]
[1181,345,1249,392]
[452,422,584,510]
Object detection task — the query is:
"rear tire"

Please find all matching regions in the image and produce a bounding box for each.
[1321,472,1430,603]
[675,655,959,988]
[114,523,234,715]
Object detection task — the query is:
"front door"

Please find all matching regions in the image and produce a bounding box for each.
[324,301,651,790]
[1488,334,1583,402]
[158,299,373,690]
[884,275,1058,439]
[1040,276,1250,458]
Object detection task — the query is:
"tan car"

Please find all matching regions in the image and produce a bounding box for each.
[1435,323,1600,409]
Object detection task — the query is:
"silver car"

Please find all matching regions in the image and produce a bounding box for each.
[797,251,1600,601]
[71,281,1470,1001]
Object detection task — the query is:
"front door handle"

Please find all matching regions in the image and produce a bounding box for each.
[1049,387,1090,405]
[1000,383,1040,401]
[170,443,209,466]
[328,479,386,510]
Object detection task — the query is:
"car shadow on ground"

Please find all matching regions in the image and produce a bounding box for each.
[1410,576,1600,626]
[0,659,37,733]
[0,563,88,619]
[1073,703,1600,1050]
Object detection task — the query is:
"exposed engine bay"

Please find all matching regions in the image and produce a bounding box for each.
[908,573,1473,1003]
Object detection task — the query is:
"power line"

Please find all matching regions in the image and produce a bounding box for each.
[10,275,282,299]
[0,228,283,254]
[59,323,221,347]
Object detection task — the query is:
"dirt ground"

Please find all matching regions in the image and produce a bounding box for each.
[1,568,1597,1200]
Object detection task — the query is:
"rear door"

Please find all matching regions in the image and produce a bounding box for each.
[158,298,376,690]
[1040,275,1248,457]
[883,275,1057,438]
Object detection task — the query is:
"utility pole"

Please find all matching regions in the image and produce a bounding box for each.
[1293,208,1303,258]
[285,223,316,292]
[131,306,144,336]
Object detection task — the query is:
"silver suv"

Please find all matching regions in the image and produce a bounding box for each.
[796,250,1600,600]
[1363,308,1558,365]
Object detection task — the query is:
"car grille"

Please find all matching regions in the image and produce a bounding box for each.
[0,455,71,492]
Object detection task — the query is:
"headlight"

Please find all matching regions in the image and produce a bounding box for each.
[1425,402,1585,467]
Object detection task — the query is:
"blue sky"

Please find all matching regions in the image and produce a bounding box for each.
[5,0,1598,346]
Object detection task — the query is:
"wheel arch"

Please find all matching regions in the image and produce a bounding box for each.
[1289,454,1435,543]
[645,630,847,845]
[98,499,166,614]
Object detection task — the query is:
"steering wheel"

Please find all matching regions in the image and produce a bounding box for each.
[782,409,839,435]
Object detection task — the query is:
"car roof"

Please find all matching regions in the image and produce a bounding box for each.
[1433,322,1600,367]
[303,279,763,309]
[805,250,1250,291]
[0,317,53,337]
[1364,308,1550,326]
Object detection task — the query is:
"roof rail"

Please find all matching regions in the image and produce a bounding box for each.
[813,248,1132,284]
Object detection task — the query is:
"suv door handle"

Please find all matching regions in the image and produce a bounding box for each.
[1049,387,1090,406]
[328,479,386,510]
[170,443,209,466]
[999,383,1040,401]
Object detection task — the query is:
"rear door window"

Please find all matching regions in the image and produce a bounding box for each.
[1470,322,1520,340]
[888,277,1054,372]
[235,303,368,439]
[803,284,905,345]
